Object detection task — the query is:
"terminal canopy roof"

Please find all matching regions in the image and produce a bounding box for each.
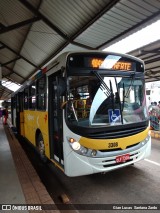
[0,0,160,99]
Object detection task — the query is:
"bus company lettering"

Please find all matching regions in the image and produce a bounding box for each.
[27,114,34,121]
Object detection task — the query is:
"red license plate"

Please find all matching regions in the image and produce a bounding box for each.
[116,154,130,163]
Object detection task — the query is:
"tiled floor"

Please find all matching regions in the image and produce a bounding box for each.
[1,121,60,213]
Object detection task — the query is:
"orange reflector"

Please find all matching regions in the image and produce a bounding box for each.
[69,138,75,143]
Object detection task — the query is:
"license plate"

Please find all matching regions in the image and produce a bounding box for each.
[116,154,130,163]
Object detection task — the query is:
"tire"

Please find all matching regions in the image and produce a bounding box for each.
[37,133,48,163]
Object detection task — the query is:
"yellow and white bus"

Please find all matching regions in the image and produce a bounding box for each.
[11,51,151,177]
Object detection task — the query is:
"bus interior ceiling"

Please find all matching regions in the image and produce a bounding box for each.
[0,0,160,100]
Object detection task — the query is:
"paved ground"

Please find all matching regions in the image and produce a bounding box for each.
[0,122,28,213]
[18,130,160,213]
[4,125,60,213]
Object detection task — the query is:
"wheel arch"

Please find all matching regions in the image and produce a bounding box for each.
[35,128,42,147]
[35,128,48,162]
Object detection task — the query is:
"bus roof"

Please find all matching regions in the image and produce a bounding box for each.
[11,50,144,96]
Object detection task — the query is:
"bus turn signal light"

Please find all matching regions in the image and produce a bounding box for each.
[69,138,76,143]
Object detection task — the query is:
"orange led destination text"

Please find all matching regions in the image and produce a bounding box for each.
[91,59,132,71]
[112,62,132,70]
[91,59,103,68]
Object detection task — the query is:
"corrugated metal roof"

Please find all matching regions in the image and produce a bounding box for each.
[0,48,17,64]
[75,0,160,48]
[14,59,35,78]
[1,0,34,25]
[129,40,160,83]
[40,0,110,36]
[21,20,66,65]
[0,0,160,99]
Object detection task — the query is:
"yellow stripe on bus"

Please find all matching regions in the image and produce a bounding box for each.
[79,128,149,150]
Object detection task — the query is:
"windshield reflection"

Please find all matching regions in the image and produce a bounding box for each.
[66,75,148,127]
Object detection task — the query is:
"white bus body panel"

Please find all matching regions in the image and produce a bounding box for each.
[64,138,151,177]
[63,116,151,177]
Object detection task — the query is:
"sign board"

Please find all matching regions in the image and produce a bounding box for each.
[108,109,121,123]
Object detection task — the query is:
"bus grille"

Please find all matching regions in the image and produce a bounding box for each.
[87,126,146,139]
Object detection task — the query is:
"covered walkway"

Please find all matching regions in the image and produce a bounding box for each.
[0,120,59,213]
[0,121,26,206]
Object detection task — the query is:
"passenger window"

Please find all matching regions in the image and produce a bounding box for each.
[29,83,36,110]
[24,88,29,109]
[36,76,46,110]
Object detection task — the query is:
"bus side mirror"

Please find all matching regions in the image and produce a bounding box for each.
[58,77,66,96]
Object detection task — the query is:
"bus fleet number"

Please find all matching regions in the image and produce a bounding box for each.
[108,142,118,148]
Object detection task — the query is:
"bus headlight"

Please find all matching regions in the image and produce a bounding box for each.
[68,137,93,156]
[72,142,81,151]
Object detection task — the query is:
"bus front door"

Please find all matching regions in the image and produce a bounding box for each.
[48,73,64,168]
[15,92,24,136]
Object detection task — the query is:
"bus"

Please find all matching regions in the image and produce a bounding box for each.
[11,51,151,177]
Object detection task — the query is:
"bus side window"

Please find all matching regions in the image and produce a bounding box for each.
[36,76,46,110]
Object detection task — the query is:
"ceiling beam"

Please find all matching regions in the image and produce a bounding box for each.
[19,0,126,82]
[0,17,41,34]
[18,0,95,50]
[1,57,21,66]
[0,41,38,68]
[145,69,160,82]
[0,23,5,28]
[19,0,121,50]
[145,56,160,64]
[3,66,25,80]
[0,45,5,50]
[139,53,159,61]
[145,74,160,81]
[145,65,160,71]
[19,0,69,40]
[71,0,120,41]
[140,50,160,54]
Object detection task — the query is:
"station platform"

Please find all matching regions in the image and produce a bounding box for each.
[0,120,60,213]
[150,129,160,139]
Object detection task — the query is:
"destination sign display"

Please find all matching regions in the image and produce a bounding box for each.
[67,53,142,72]
[91,58,134,71]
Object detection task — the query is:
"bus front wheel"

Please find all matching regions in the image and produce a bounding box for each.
[37,133,47,163]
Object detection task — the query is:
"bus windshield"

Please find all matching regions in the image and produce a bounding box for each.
[66,74,148,127]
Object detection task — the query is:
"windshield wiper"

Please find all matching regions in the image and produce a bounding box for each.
[93,71,124,124]
[122,83,125,111]
[109,80,115,111]
[115,77,123,124]
[92,71,111,97]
